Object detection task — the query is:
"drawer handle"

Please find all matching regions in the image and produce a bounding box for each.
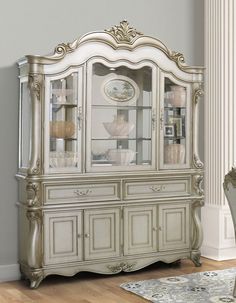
[74,189,92,196]
[150,185,163,192]
[85,233,90,238]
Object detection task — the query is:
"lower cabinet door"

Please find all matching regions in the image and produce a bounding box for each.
[84,208,121,260]
[44,211,83,265]
[123,205,157,255]
[158,203,190,251]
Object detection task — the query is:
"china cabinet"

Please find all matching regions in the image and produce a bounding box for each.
[16,21,204,288]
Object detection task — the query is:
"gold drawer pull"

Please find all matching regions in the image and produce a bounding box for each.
[150,185,163,192]
[74,189,92,196]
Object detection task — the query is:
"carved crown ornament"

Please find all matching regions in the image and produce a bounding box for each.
[20,21,203,74]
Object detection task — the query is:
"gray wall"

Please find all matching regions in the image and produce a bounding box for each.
[0,0,204,268]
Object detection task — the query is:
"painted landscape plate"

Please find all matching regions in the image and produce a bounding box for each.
[102,75,140,105]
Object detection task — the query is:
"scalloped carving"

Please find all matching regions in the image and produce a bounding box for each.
[107,261,136,273]
[105,20,143,44]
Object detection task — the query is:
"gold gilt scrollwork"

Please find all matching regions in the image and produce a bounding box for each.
[105,20,143,44]
[26,182,40,207]
[28,74,43,101]
[169,51,185,68]
[224,167,236,190]
[193,175,204,196]
[26,210,42,222]
[193,88,204,104]
[28,158,41,175]
[107,261,136,273]
[193,154,204,169]
[54,42,77,56]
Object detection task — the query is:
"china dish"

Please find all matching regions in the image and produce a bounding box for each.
[103,115,134,138]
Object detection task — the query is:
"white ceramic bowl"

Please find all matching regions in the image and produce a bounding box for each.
[107,148,136,165]
[50,152,77,168]
[103,115,134,138]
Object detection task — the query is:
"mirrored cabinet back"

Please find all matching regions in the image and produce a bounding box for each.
[16,21,204,288]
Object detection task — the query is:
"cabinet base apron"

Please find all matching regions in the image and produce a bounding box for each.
[20,251,201,289]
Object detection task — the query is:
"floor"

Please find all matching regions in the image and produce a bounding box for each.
[0,258,236,303]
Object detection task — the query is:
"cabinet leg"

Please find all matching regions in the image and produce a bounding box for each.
[29,277,43,289]
[190,251,202,267]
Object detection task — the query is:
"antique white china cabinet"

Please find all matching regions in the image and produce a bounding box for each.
[17,21,204,288]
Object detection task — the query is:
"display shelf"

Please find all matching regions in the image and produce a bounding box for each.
[92,105,152,110]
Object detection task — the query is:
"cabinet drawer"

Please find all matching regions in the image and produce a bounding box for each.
[44,182,120,204]
[124,179,190,200]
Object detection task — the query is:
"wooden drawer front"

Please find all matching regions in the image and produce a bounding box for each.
[45,183,120,204]
[124,179,189,200]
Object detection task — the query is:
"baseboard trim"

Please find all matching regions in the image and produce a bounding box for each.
[0,264,21,282]
[201,245,236,261]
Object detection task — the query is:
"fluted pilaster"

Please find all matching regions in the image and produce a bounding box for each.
[202,0,236,260]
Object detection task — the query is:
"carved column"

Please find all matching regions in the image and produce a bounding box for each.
[202,0,236,260]
[28,74,43,175]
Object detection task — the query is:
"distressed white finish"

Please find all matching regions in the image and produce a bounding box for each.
[159,203,190,251]
[202,0,236,260]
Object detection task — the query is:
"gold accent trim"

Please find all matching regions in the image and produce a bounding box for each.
[193,154,204,169]
[169,51,185,69]
[193,88,204,104]
[193,175,204,196]
[26,209,42,222]
[107,261,136,273]
[55,42,76,55]
[28,74,43,101]
[19,21,204,74]
[28,158,41,175]
[224,167,236,190]
[26,182,40,207]
[105,20,142,44]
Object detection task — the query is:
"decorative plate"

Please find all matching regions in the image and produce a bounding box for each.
[102,75,140,105]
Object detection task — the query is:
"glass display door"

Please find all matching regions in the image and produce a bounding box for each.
[160,75,191,169]
[86,60,156,172]
[45,68,82,173]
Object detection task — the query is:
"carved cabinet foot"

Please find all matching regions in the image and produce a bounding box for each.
[190,251,202,267]
[27,270,44,289]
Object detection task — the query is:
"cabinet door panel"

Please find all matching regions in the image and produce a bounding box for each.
[84,208,120,260]
[124,206,157,255]
[159,203,190,251]
[44,211,82,265]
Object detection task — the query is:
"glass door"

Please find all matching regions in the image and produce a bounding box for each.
[45,68,82,173]
[160,76,191,169]
[86,60,156,172]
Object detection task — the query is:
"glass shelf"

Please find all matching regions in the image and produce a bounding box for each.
[92,105,152,110]
[51,103,78,107]
[50,138,77,141]
[164,136,186,140]
[91,137,151,141]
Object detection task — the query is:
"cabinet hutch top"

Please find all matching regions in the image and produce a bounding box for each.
[18,20,203,75]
